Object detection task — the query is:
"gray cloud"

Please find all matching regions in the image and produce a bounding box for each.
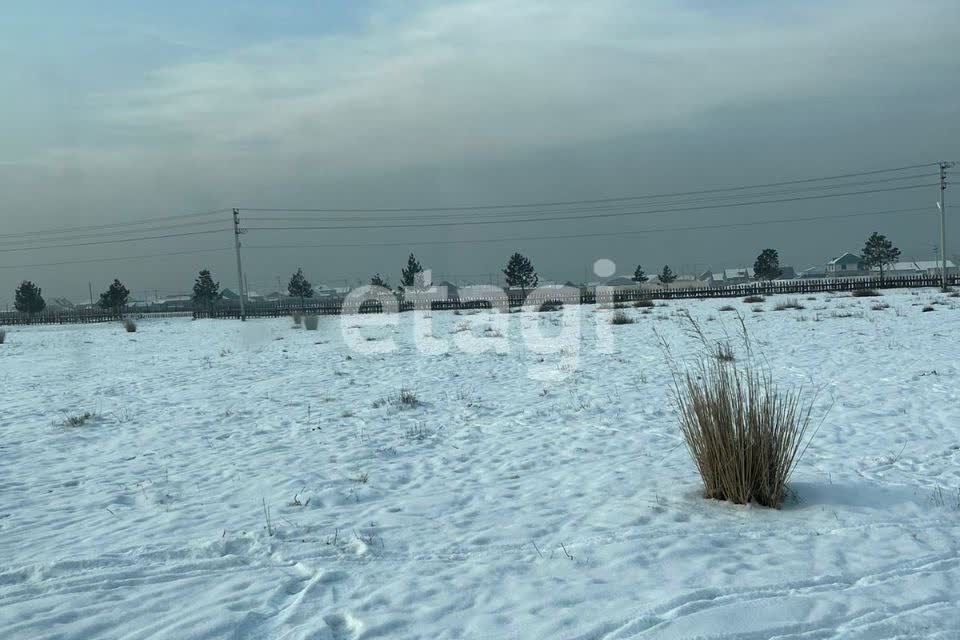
[1,0,958,304]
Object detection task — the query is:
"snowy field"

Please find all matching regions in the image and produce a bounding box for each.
[2,288,960,639]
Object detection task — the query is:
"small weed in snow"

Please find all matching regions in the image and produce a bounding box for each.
[774,299,805,311]
[64,412,95,427]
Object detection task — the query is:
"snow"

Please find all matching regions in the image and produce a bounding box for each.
[2,289,959,639]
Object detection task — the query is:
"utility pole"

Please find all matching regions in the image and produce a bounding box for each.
[88,282,93,307]
[939,162,955,292]
[232,208,247,320]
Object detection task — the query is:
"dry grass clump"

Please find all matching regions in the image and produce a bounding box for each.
[718,305,736,312]
[122,318,137,333]
[64,412,94,427]
[922,305,935,312]
[538,301,563,312]
[851,288,880,298]
[773,299,805,311]
[633,299,655,308]
[743,295,765,304]
[662,309,817,509]
[0,328,6,344]
[292,312,302,325]
[610,311,635,325]
[714,342,735,362]
[870,302,891,311]
[673,357,814,508]
[303,315,319,330]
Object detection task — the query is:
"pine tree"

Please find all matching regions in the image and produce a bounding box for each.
[287,268,314,310]
[753,249,783,281]
[370,273,390,289]
[657,265,677,288]
[862,232,901,282]
[503,252,538,296]
[192,270,222,312]
[97,279,130,317]
[632,265,648,284]
[400,253,424,292]
[14,280,45,319]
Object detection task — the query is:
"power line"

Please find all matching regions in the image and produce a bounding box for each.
[244,206,928,250]
[241,173,935,224]
[0,247,233,271]
[0,218,230,248]
[237,162,939,213]
[0,229,228,254]
[238,174,930,222]
[242,184,936,232]
[0,207,231,241]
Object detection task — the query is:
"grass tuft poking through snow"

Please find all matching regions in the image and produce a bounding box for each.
[664,309,816,509]
[292,312,302,326]
[851,288,880,297]
[0,328,5,344]
[610,311,635,325]
[303,315,319,330]
[64,412,95,428]
[743,295,765,304]
[122,318,137,333]
[672,357,815,508]
[773,299,805,311]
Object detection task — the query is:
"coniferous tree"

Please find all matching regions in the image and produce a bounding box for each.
[287,268,314,310]
[97,279,130,317]
[400,253,424,293]
[861,232,901,282]
[370,273,390,289]
[503,252,538,296]
[14,280,45,319]
[192,270,222,312]
[753,249,783,281]
[657,265,677,288]
[632,265,648,284]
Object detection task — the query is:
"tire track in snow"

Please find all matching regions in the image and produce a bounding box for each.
[573,551,960,640]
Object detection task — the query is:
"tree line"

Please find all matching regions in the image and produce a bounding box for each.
[8,231,904,318]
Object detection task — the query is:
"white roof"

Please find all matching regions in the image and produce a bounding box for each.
[880,260,956,271]
[829,252,861,264]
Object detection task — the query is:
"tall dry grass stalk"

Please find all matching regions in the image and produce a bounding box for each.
[664,309,817,508]
[0,328,6,344]
[673,358,813,507]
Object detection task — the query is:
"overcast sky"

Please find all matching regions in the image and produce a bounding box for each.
[1,0,959,304]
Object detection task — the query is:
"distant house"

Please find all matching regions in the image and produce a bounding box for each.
[697,267,753,287]
[875,260,958,277]
[424,281,459,301]
[603,276,640,289]
[825,252,867,277]
[799,266,826,279]
[778,266,797,280]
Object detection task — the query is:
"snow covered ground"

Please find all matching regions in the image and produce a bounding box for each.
[2,288,959,639]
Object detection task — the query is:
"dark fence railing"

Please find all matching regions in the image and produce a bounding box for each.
[2,274,955,325]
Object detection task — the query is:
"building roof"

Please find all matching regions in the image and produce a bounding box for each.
[878,260,957,272]
[829,252,862,265]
